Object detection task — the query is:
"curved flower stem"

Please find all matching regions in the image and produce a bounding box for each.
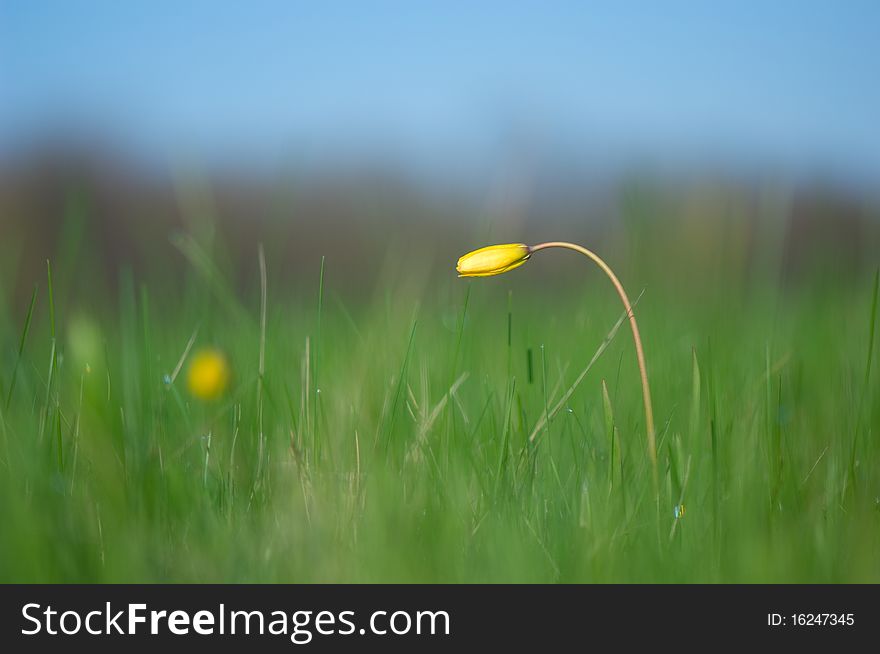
[529,241,658,491]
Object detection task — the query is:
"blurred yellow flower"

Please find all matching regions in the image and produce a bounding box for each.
[187,348,230,401]
[456,243,531,277]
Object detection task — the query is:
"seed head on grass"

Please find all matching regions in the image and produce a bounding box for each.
[187,348,231,401]
[456,241,658,493]
[67,313,102,374]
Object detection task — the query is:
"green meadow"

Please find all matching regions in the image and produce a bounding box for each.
[1,191,878,583]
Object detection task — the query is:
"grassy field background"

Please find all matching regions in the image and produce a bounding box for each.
[1,178,879,583]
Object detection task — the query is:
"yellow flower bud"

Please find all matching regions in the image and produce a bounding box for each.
[186,348,231,401]
[456,243,531,277]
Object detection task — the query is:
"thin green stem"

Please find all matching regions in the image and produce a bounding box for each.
[529,241,658,491]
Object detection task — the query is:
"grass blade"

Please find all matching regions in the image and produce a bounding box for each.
[5,284,38,410]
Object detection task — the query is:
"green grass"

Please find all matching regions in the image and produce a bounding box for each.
[0,220,879,583]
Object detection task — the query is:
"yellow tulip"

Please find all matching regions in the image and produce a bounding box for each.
[456,243,531,277]
[187,348,231,401]
[456,240,658,493]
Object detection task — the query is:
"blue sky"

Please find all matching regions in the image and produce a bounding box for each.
[2,1,879,179]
